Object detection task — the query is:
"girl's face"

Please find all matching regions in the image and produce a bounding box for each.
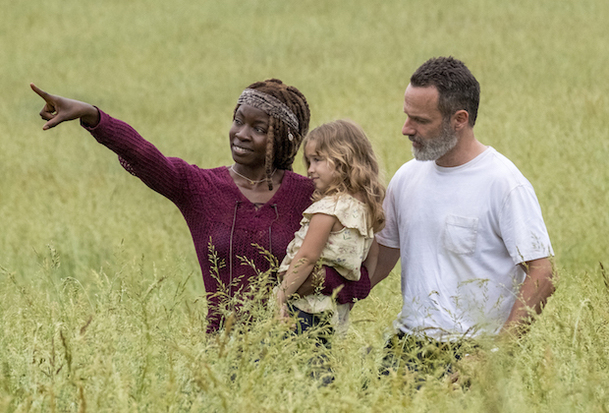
[229,104,270,168]
[304,141,334,192]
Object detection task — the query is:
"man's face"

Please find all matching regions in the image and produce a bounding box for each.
[402,84,458,161]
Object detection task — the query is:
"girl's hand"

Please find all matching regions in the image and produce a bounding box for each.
[30,83,100,130]
[277,303,297,330]
[278,303,290,320]
[276,289,289,320]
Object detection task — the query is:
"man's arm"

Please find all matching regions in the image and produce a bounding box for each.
[370,243,401,288]
[502,257,554,333]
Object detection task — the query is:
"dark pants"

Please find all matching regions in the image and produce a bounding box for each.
[290,305,334,348]
[380,331,471,378]
[289,305,335,385]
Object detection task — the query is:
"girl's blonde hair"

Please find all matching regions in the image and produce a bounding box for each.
[303,120,385,233]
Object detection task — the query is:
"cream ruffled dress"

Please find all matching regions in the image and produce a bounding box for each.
[278,193,374,334]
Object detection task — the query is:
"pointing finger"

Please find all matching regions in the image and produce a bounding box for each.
[30,83,53,102]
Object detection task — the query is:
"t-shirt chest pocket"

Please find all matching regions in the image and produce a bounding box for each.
[443,215,479,255]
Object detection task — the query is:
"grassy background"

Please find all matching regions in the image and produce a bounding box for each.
[1,0,609,411]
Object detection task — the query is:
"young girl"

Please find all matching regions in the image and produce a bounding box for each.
[276,119,385,337]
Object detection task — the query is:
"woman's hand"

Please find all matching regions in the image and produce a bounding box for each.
[30,83,100,130]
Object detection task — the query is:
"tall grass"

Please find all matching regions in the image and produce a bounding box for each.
[1,0,609,411]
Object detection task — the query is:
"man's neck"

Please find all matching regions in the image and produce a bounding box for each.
[435,131,486,167]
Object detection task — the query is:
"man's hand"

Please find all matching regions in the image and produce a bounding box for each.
[30,83,100,130]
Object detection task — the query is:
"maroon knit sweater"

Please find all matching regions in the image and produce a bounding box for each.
[84,111,370,332]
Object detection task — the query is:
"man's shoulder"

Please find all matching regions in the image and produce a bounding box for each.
[484,147,517,167]
[481,147,531,185]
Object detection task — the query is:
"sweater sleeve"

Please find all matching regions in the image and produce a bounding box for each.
[82,110,188,204]
[322,265,371,304]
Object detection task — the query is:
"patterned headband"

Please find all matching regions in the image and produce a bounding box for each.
[237,89,300,133]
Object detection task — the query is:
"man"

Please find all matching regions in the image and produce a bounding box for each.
[372,57,553,373]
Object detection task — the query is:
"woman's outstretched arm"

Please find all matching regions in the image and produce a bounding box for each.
[31,84,188,203]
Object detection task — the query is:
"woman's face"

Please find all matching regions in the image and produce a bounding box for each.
[229,104,270,168]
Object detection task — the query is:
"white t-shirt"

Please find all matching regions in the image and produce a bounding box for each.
[376,147,553,341]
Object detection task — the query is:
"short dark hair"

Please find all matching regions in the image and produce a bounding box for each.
[410,56,480,126]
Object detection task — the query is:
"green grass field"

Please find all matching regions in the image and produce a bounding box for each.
[1,0,609,411]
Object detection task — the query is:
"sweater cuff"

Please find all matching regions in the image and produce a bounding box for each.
[80,106,104,130]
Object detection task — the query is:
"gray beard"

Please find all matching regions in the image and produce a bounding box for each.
[411,120,458,161]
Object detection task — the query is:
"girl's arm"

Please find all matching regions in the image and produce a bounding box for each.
[276,213,337,312]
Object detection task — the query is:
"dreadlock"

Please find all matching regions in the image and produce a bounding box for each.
[234,79,311,190]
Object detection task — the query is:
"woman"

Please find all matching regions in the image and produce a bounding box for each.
[31,79,370,333]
